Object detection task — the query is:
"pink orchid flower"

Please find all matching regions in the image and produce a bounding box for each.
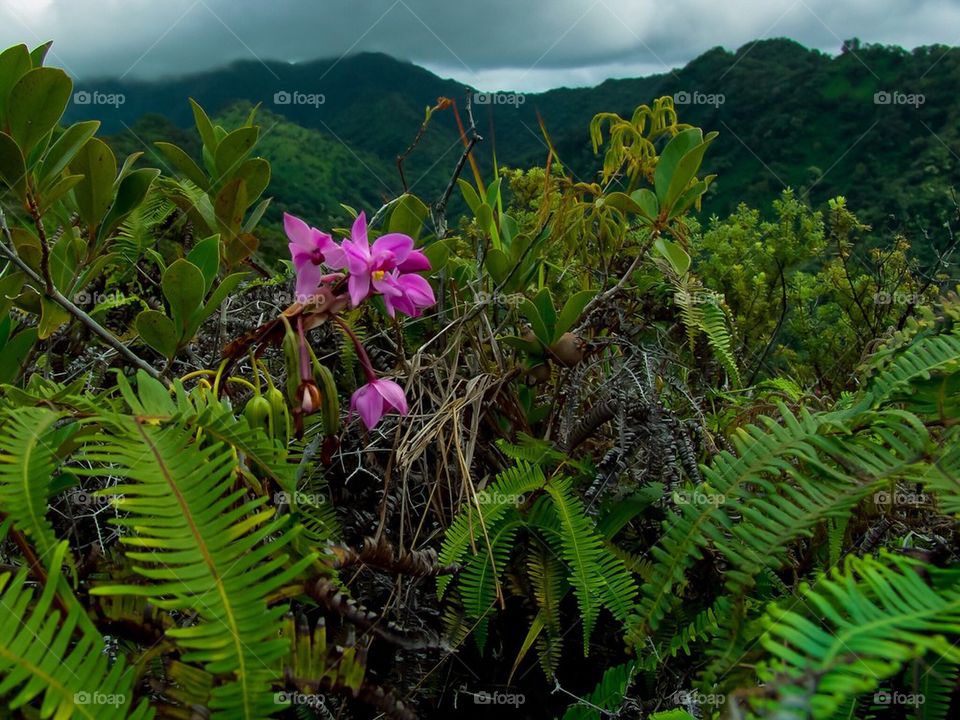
[340,212,431,308]
[350,377,409,430]
[377,271,436,318]
[285,213,346,299]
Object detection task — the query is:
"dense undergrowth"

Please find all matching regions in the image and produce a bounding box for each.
[1,41,959,719]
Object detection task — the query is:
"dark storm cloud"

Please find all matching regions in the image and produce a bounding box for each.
[1,0,959,90]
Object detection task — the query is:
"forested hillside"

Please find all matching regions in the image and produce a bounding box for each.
[71,39,960,250]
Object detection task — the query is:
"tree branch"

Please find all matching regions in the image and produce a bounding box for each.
[0,208,163,381]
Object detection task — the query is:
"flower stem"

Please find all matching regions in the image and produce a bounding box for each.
[333,315,378,383]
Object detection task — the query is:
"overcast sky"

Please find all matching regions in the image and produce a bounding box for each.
[1,0,959,91]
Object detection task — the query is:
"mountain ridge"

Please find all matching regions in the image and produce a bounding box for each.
[69,39,960,255]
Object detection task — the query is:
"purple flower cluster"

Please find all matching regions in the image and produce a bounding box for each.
[285,211,435,429]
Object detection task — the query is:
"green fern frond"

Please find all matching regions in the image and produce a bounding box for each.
[496,434,566,466]
[561,661,636,720]
[436,461,546,598]
[0,406,74,568]
[83,375,317,719]
[460,516,522,619]
[544,477,637,654]
[864,331,960,407]
[750,552,960,719]
[527,547,567,676]
[0,543,153,719]
[701,300,741,387]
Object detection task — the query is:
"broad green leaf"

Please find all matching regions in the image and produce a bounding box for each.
[499,334,544,356]
[555,290,597,339]
[484,248,511,285]
[653,236,691,276]
[653,128,702,204]
[7,67,72,155]
[0,44,31,128]
[136,309,178,359]
[484,176,502,207]
[214,127,259,179]
[422,239,450,270]
[38,174,83,212]
[155,141,209,189]
[233,157,269,203]
[0,131,27,201]
[242,197,271,234]
[501,213,519,246]
[458,178,482,213]
[664,132,717,209]
[99,167,160,239]
[214,177,248,239]
[533,287,557,340]
[186,235,221,292]
[0,272,25,316]
[519,298,551,345]
[48,230,79,291]
[388,193,429,239]
[161,259,205,334]
[602,191,645,217]
[116,151,143,182]
[29,41,53,67]
[189,98,218,152]
[38,296,69,339]
[38,120,100,187]
[0,325,36,382]
[188,271,248,337]
[668,177,713,220]
[70,137,117,230]
[631,188,659,219]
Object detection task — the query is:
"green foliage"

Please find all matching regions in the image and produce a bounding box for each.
[3,40,960,720]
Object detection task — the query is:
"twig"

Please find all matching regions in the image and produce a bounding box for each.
[397,97,452,193]
[746,259,788,386]
[26,195,55,293]
[432,89,483,235]
[0,208,163,381]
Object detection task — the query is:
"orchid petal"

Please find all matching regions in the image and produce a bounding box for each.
[396,250,431,273]
[376,379,409,415]
[348,272,370,306]
[371,233,414,264]
[284,213,314,251]
[351,212,369,252]
[351,384,384,430]
[295,262,323,299]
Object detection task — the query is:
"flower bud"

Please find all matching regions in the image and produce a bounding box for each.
[264,386,291,445]
[243,394,272,432]
[298,382,322,415]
